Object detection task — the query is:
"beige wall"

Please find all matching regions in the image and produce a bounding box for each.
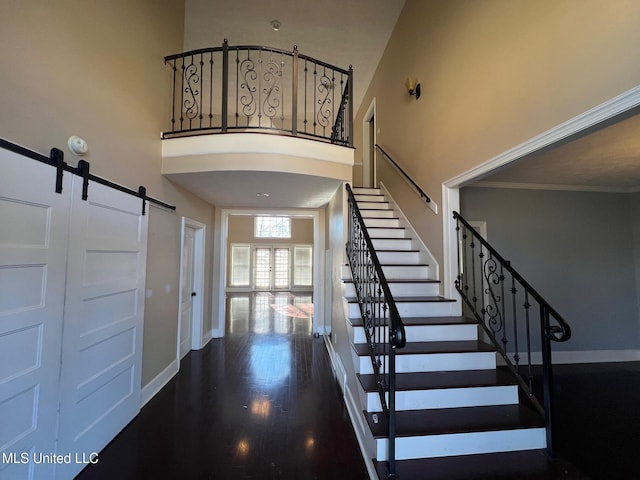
[0,0,217,386]
[226,215,314,286]
[355,0,640,269]
[227,215,314,244]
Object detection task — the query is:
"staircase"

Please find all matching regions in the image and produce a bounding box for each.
[344,187,549,479]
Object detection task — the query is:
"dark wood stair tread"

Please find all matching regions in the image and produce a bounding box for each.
[343,277,438,284]
[369,237,413,242]
[349,315,475,328]
[373,249,420,253]
[365,404,545,438]
[345,295,454,304]
[374,450,584,480]
[353,340,496,356]
[357,369,517,392]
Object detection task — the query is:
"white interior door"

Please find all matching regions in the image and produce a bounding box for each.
[0,150,71,480]
[55,177,148,480]
[179,226,195,358]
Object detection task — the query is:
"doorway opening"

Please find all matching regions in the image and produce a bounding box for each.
[178,217,206,359]
[214,209,325,338]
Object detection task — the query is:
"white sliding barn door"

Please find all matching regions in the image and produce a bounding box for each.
[55,177,148,480]
[0,151,71,480]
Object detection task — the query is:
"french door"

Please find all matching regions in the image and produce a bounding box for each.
[253,247,290,290]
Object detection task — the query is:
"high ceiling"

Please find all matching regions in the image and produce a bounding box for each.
[171,0,405,209]
[183,0,406,112]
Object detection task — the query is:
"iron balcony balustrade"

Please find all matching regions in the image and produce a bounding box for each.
[345,183,406,478]
[453,211,572,456]
[163,40,353,147]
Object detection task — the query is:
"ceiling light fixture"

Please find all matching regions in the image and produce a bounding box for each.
[270,20,281,31]
[256,193,270,197]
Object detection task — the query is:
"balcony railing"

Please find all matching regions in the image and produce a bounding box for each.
[163,40,353,147]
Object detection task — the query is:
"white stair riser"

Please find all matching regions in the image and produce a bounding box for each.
[356,351,497,374]
[344,280,439,297]
[371,238,412,249]
[376,428,547,460]
[376,250,420,264]
[367,228,407,239]
[363,217,400,228]
[351,323,478,344]
[354,194,386,202]
[347,301,449,318]
[381,265,430,280]
[360,209,396,218]
[352,188,381,195]
[365,385,519,412]
[356,201,391,210]
[347,301,455,318]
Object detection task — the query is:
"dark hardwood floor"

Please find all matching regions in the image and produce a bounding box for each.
[74,292,640,479]
[75,292,368,480]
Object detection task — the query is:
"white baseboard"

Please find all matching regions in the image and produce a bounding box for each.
[140,359,179,408]
[324,334,377,480]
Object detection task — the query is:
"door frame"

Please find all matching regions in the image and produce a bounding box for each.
[213,208,325,338]
[442,85,640,307]
[178,217,206,356]
[362,97,377,188]
[252,245,292,291]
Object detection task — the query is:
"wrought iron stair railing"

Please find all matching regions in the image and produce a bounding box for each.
[453,211,572,455]
[163,40,353,146]
[345,184,406,478]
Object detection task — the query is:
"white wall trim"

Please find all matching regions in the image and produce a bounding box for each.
[445,84,640,188]
[178,217,207,357]
[441,84,640,309]
[141,359,179,408]
[362,97,377,188]
[162,133,354,166]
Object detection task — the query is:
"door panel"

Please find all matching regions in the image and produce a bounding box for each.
[0,149,71,480]
[55,177,148,480]
[180,227,195,358]
[254,247,271,290]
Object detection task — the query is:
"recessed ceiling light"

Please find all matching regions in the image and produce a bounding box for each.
[256,193,270,197]
[270,19,281,31]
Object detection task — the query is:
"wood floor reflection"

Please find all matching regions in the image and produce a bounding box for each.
[75,292,368,480]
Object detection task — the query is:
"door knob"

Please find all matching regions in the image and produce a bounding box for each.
[191,292,197,297]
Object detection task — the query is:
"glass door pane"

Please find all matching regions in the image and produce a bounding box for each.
[273,248,290,289]
[254,247,271,290]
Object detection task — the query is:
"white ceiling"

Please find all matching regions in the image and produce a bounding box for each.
[472,112,640,193]
[183,0,406,112]
[166,170,343,208]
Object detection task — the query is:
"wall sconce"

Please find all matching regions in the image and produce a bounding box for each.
[405,78,421,100]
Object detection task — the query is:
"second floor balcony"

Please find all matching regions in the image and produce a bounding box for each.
[163,40,353,147]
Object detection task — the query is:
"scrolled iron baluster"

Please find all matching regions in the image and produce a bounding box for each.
[482,253,504,338]
[524,291,532,389]
[183,57,200,123]
[239,52,258,121]
[316,69,333,133]
[261,52,282,125]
